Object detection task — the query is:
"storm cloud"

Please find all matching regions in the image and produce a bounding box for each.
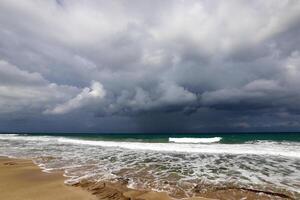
[0,0,300,132]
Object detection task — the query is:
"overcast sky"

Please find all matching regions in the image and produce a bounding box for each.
[0,0,300,133]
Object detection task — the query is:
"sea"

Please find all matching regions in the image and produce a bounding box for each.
[0,132,299,198]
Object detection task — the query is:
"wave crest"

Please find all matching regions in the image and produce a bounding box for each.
[169,137,222,143]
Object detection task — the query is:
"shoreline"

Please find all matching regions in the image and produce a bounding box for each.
[0,156,295,200]
[0,157,212,200]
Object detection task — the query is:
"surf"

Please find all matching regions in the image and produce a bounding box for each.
[0,134,299,158]
[169,137,222,143]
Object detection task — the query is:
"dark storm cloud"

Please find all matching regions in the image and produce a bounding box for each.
[0,0,300,132]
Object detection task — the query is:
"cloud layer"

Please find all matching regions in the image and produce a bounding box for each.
[0,0,300,132]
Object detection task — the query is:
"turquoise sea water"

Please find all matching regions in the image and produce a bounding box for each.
[0,132,299,198]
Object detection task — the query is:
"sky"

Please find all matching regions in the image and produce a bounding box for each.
[0,0,300,133]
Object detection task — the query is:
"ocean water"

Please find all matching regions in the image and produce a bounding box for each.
[0,133,299,198]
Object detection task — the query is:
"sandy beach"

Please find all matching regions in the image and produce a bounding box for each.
[0,157,213,200]
[0,157,97,200]
[0,156,295,200]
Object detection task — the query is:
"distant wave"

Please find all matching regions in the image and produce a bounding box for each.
[0,134,53,142]
[169,137,222,143]
[57,138,300,158]
[0,134,299,158]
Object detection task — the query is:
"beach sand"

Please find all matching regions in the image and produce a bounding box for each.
[0,157,97,200]
[0,157,294,200]
[0,157,212,200]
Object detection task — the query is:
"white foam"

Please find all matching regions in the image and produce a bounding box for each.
[57,138,300,158]
[0,134,19,138]
[0,134,55,142]
[0,134,299,158]
[169,137,222,143]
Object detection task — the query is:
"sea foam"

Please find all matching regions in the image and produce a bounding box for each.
[57,137,300,158]
[169,137,222,143]
[0,134,299,158]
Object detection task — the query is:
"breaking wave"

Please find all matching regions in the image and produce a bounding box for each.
[169,137,222,143]
[58,138,300,158]
[0,134,299,158]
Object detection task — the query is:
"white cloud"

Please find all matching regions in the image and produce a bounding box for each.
[45,81,106,114]
[150,0,300,55]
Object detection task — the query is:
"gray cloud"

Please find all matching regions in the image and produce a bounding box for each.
[0,60,78,114]
[0,0,300,132]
